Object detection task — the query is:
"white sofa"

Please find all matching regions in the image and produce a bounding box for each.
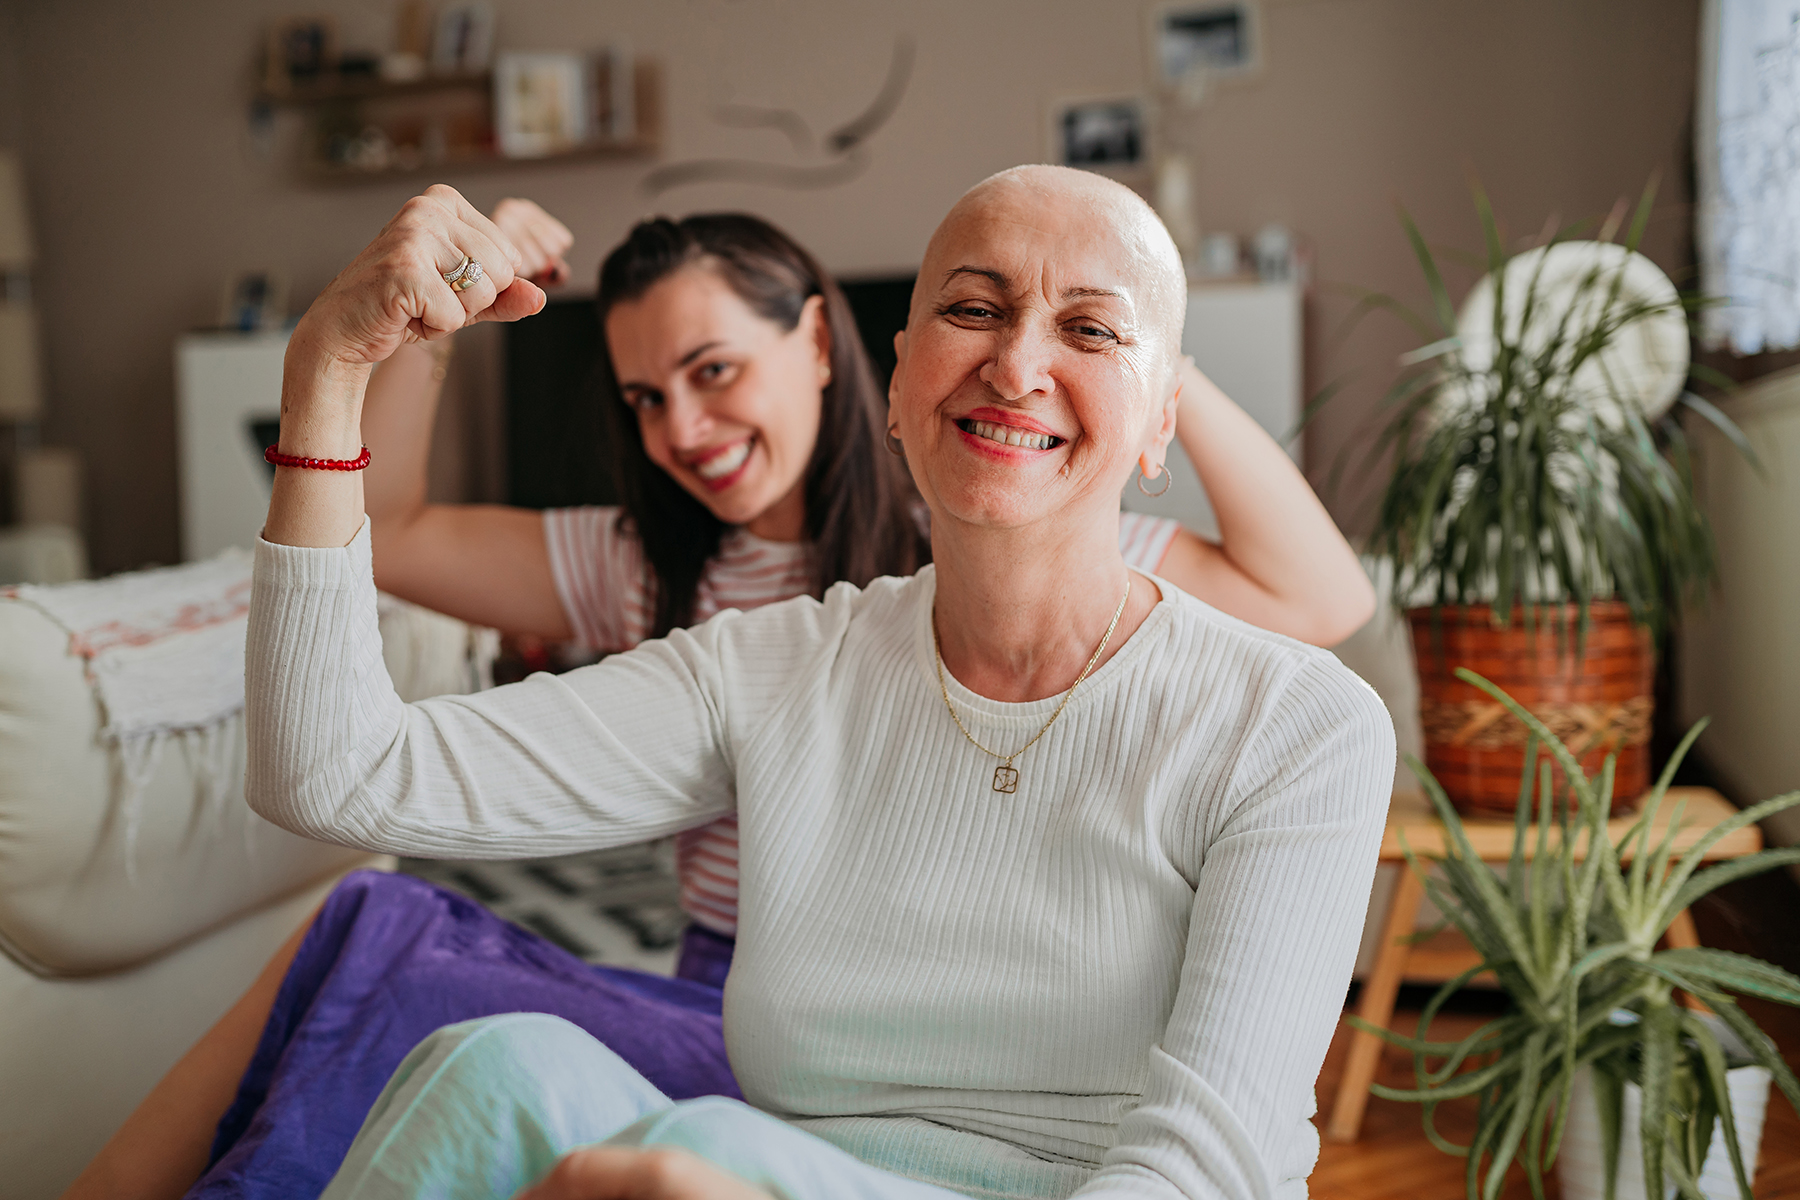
[0,579,491,1199]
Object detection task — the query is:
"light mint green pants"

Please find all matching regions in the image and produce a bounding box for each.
[318,1013,972,1200]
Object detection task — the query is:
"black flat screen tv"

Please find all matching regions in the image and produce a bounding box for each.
[504,274,916,510]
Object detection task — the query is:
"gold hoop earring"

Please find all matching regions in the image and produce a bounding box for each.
[1136,466,1171,497]
[885,427,906,458]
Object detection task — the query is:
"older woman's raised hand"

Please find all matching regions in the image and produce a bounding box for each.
[493,196,575,286]
[510,1146,774,1200]
[289,184,545,373]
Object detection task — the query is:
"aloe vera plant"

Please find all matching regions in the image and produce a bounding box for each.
[1330,182,1753,638]
[1358,668,1800,1199]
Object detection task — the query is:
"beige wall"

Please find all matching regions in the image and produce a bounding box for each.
[7,0,1698,573]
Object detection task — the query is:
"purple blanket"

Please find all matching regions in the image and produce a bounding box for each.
[186,870,739,1199]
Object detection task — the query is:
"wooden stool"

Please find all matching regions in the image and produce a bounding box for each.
[1325,786,1761,1143]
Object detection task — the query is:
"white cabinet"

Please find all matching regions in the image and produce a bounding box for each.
[1121,280,1304,539]
[175,331,289,561]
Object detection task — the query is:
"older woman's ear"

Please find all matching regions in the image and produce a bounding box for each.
[888,329,908,407]
[1153,356,1188,445]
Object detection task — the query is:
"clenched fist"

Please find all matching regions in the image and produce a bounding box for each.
[493,196,575,287]
[288,184,546,376]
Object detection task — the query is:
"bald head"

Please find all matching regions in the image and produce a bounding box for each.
[917,164,1188,362]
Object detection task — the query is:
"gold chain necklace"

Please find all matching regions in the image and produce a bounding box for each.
[932,580,1131,794]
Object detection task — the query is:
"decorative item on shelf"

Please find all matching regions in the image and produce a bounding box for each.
[1331,181,1753,816]
[218,270,288,334]
[1354,669,1800,1200]
[263,16,337,95]
[431,3,494,75]
[1153,153,1199,267]
[1252,223,1293,281]
[1199,231,1241,279]
[494,52,590,158]
[599,43,636,142]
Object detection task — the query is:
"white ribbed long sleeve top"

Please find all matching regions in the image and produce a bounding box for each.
[245,523,1394,1200]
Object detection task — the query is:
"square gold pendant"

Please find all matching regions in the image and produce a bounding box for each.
[992,764,1019,794]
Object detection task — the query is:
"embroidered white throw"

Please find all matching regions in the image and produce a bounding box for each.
[6,550,253,867]
[7,549,254,740]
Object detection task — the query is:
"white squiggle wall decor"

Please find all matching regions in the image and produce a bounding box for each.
[643,36,914,196]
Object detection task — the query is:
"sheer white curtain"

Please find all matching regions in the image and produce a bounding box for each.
[1698,0,1800,353]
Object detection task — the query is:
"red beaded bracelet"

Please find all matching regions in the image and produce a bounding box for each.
[264,445,373,472]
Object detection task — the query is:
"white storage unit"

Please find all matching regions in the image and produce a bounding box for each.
[176,331,289,562]
[1678,366,1800,868]
[1121,280,1304,539]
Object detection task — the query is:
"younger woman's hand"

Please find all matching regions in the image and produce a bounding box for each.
[493,197,576,286]
[511,1146,774,1200]
[289,184,545,374]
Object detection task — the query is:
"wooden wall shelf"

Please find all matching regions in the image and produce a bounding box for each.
[259,59,661,184]
[257,71,492,107]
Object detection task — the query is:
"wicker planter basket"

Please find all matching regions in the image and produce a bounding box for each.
[1408,603,1655,818]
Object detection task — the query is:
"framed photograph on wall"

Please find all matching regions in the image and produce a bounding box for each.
[1048,95,1150,179]
[494,53,591,158]
[1148,1,1262,89]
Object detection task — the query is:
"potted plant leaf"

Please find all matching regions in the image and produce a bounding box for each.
[1339,183,1753,816]
[1357,667,1800,1199]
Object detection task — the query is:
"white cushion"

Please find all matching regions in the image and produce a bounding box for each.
[0,594,366,976]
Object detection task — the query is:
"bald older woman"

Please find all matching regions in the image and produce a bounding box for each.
[240,166,1392,1200]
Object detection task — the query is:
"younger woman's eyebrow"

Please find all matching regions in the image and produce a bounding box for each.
[676,340,725,367]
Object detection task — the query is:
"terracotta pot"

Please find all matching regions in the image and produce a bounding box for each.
[1408,603,1654,819]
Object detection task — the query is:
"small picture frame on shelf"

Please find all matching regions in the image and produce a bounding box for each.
[495,53,591,158]
[1048,95,1149,179]
[218,270,288,333]
[264,16,336,92]
[432,3,495,75]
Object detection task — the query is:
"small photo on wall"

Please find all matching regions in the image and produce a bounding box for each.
[1151,1,1261,86]
[1050,96,1148,176]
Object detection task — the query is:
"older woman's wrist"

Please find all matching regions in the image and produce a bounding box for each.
[278,344,372,460]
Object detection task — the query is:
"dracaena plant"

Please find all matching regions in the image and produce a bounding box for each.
[1334,182,1753,638]
[1357,669,1800,1200]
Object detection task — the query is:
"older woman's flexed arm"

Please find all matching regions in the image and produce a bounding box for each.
[262,185,542,552]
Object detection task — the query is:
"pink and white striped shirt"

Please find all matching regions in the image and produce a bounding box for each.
[544,506,1183,936]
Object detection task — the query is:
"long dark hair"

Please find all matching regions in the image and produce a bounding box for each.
[593,213,928,637]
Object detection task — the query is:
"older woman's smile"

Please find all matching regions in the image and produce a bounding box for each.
[954,408,1066,454]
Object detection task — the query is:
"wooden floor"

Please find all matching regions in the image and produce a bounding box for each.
[1310,875,1800,1199]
